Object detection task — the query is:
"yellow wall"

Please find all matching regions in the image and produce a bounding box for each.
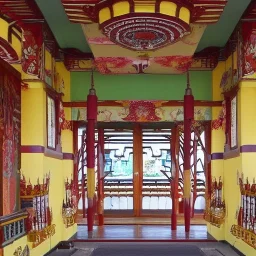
[20,57,75,255]
[209,47,256,255]
[0,18,76,255]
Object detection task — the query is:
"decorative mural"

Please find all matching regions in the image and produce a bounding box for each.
[59,101,72,130]
[20,174,55,248]
[21,24,43,78]
[242,22,256,78]
[83,23,206,74]
[0,60,21,215]
[231,173,256,249]
[212,101,226,130]
[204,177,225,228]
[62,178,77,228]
[71,101,211,122]
[61,0,227,74]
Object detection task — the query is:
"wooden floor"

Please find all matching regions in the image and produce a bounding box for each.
[74,225,213,242]
[77,215,206,225]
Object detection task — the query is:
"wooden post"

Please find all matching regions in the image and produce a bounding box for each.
[81,130,86,218]
[205,122,212,199]
[183,72,194,233]
[97,128,105,226]
[133,125,143,217]
[72,122,79,213]
[192,134,197,218]
[86,71,98,232]
[171,126,178,230]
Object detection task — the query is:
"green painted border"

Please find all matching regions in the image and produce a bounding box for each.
[71,71,212,101]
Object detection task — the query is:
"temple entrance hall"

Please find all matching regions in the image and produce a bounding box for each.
[2,0,256,255]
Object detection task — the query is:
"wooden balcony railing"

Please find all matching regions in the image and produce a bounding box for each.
[0,210,28,247]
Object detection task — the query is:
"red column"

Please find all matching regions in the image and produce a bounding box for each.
[183,72,194,233]
[97,128,105,226]
[86,84,98,232]
[72,122,79,209]
[82,130,86,218]
[171,126,178,230]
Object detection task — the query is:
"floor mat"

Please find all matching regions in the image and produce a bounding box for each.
[91,244,205,256]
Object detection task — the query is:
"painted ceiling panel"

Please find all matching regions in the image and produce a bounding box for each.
[83,23,206,74]
[35,0,251,54]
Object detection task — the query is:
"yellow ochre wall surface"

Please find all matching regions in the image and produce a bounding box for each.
[0,20,76,254]
[208,48,256,255]
[208,58,225,240]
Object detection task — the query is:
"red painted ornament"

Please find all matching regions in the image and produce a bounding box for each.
[100,13,191,51]
[0,38,19,64]
[122,101,161,122]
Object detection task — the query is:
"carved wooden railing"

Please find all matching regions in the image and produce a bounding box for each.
[0,210,28,247]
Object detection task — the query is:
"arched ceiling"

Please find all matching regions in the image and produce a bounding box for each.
[36,0,251,53]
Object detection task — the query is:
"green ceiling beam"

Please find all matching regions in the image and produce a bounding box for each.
[196,0,251,52]
[35,0,91,52]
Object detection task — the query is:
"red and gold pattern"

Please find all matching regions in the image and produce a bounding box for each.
[242,22,256,77]
[59,101,72,131]
[154,56,193,73]
[61,0,227,25]
[231,174,256,249]
[27,223,56,248]
[100,13,191,51]
[20,174,50,198]
[118,101,164,122]
[0,60,21,216]
[21,24,43,77]
[62,178,77,228]
[204,177,225,228]
[212,101,226,130]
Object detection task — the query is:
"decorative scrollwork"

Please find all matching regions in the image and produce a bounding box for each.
[204,177,226,228]
[27,224,56,248]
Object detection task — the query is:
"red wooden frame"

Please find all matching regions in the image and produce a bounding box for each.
[45,87,61,152]
[223,85,239,158]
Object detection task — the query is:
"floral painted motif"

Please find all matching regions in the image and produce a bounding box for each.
[212,101,226,130]
[95,57,132,74]
[242,22,256,77]
[59,101,72,130]
[154,56,193,73]
[88,37,115,45]
[21,24,43,77]
[71,103,212,122]
[120,101,162,122]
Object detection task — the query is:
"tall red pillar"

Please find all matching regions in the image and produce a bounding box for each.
[171,126,178,230]
[183,72,194,233]
[86,71,98,232]
[97,128,105,226]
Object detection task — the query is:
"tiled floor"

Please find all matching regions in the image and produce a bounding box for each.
[49,242,240,256]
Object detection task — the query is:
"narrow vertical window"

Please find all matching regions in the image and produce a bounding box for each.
[230,96,237,149]
[47,96,56,149]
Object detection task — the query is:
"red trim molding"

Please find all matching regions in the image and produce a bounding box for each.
[63,100,223,108]
[21,145,74,160]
